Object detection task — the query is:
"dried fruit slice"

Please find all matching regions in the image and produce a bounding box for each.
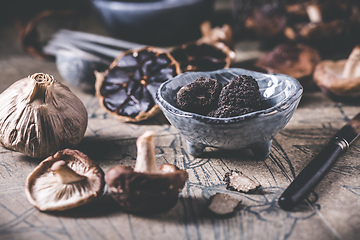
[170,41,235,72]
[95,47,181,122]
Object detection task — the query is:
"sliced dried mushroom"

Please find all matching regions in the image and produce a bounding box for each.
[255,43,321,80]
[105,131,188,214]
[25,149,105,211]
[170,41,235,72]
[313,45,360,100]
[95,47,181,122]
[223,170,260,193]
[208,193,242,216]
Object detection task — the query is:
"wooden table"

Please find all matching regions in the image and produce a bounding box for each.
[0,2,359,240]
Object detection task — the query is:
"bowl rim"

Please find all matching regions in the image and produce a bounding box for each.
[90,0,210,11]
[156,68,303,124]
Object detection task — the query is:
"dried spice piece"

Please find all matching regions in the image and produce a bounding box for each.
[25,149,105,211]
[219,75,261,110]
[208,193,242,216]
[176,77,222,115]
[170,41,234,72]
[223,170,260,193]
[95,47,181,122]
[207,105,256,118]
[105,131,188,214]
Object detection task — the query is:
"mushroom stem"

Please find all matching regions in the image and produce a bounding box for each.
[134,131,158,173]
[29,73,54,104]
[51,160,86,184]
[342,45,360,78]
[306,4,322,23]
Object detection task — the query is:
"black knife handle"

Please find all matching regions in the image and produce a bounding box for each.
[278,138,348,210]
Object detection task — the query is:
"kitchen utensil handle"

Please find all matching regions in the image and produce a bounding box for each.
[278,139,347,210]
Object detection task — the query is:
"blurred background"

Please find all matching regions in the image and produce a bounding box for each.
[1,0,360,98]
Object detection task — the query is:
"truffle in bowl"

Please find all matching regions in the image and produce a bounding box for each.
[156,68,303,158]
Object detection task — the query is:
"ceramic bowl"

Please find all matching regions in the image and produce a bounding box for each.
[156,68,303,158]
[89,0,214,45]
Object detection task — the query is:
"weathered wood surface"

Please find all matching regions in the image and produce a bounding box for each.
[1,5,360,240]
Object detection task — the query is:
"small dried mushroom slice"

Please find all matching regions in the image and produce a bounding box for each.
[105,131,188,214]
[95,47,181,122]
[25,149,105,211]
[208,193,242,216]
[223,170,260,193]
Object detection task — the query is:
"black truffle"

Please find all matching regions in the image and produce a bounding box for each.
[223,170,260,193]
[218,75,261,110]
[207,105,256,118]
[176,77,222,115]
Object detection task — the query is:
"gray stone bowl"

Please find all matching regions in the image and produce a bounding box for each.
[89,0,213,44]
[156,68,303,158]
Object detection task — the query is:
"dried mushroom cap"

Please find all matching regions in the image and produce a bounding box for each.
[284,1,348,42]
[223,170,260,193]
[284,20,346,41]
[95,47,181,122]
[313,45,360,100]
[105,131,188,214]
[25,149,105,211]
[0,73,87,158]
[170,41,235,72]
[244,3,287,38]
[255,43,321,79]
[208,193,242,216]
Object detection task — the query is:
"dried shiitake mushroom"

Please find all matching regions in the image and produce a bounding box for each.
[255,43,321,80]
[105,131,188,214]
[284,1,348,42]
[25,149,105,211]
[313,45,360,100]
[0,73,87,158]
[95,47,181,122]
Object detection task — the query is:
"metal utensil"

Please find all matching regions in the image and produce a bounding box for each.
[278,113,360,210]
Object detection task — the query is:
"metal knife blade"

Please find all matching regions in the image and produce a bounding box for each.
[278,113,360,210]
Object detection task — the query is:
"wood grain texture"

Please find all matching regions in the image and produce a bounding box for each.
[0,3,360,239]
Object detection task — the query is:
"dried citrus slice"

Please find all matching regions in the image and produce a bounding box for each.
[170,41,235,72]
[95,47,181,122]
